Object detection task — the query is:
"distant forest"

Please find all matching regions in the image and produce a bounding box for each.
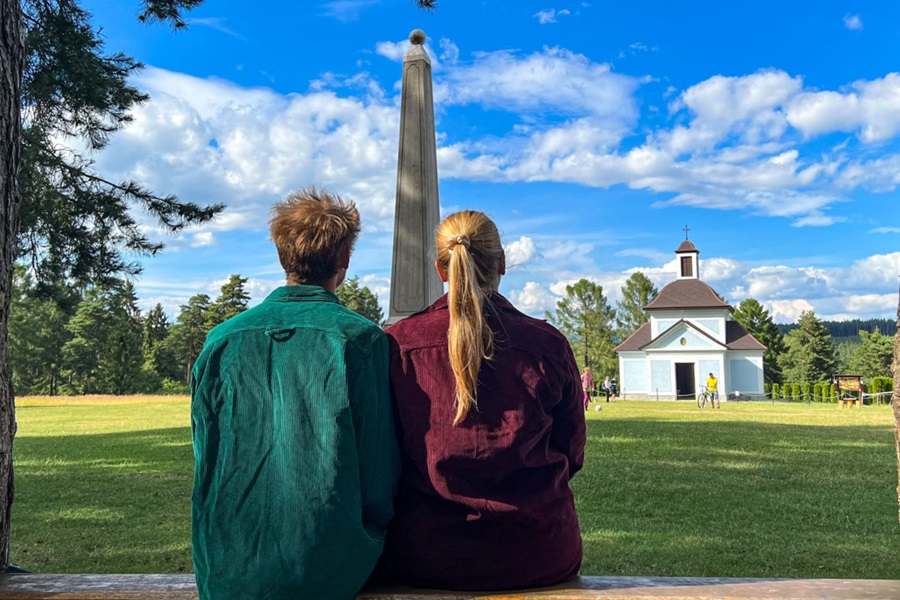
[777,318,897,339]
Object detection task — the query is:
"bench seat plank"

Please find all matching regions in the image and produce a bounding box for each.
[2,574,899,599]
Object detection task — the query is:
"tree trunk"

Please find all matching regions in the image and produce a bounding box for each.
[0,0,24,570]
[893,284,900,527]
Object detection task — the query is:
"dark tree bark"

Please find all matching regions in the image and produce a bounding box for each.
[0,0,24,570]
[893,284,900,527]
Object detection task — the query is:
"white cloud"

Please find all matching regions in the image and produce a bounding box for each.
[438,47,639,123]
[187,17,246,40]
[845,293,896,313]
[190,232,218,247]
[542,240,597,271]
[844,14,863,31]
[320,0,379,21]
[767,299,815,322]
[786,74,900,143]
[244,278,282,301]
[534,9,571,24]
[374,40,408,62]
[785,90,859,137]
[507,281,558,314]
[359,273,390,304]
[108,52,900,237]
[98,67,401,237]
[439,39,459,65]
[791,213,843,227]
[698,258,740,282]
[504,236,537,266]
[665,70,801,154]
[871,226,900,234]
[846,252,900,289]
[495,246,899,322]
[73,44,900,326]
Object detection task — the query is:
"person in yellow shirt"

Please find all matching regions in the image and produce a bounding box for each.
[706,373,720,408]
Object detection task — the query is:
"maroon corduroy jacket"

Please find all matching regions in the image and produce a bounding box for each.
[384,293,586,591]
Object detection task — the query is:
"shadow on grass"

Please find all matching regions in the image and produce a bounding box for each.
[8,417,900,579]
[11,427,193,574]
[575,418,900,580]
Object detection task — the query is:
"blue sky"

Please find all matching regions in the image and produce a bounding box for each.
[80,0,900,323]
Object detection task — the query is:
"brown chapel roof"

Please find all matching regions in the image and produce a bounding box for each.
[644,279,732,311]
[676,240,699,253]
[725,321,767,351]
[614,320,767,352]
[613,323,651,352]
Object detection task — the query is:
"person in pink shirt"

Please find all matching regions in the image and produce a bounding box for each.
[581,367,593,410]
[385,210,586,591]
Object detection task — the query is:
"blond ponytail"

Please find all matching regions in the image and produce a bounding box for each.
[436,212,504,425]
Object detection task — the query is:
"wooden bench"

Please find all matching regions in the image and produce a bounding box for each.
[2,574,899,599]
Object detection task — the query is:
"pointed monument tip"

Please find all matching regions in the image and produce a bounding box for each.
[410,29,426,45]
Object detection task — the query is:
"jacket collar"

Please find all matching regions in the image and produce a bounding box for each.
[427,291,517,314]
[264,285,340,304]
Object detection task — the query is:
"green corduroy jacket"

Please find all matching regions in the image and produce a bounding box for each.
[191,285,400,600]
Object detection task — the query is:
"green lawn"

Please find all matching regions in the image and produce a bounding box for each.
[10,396,900,578]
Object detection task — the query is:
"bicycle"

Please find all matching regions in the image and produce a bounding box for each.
[697,386,709,409]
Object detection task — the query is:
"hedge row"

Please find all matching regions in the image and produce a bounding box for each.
[763,377,893,404]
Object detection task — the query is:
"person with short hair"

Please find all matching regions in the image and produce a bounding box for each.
[707,372,719,408]
[602,375,612,402]
[385,210,586,591]
[191,186,400,600]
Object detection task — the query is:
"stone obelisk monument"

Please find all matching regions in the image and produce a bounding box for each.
[386,29,443,325]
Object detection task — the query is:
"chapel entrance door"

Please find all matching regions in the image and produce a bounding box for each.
[675,363,695,400]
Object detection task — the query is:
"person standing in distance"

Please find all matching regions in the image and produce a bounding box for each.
[706,372,720,408]
[602,375,612,402]
[581,367,594,411]
[191,187,400,600]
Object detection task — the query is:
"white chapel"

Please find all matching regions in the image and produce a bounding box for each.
[614,239,766,400]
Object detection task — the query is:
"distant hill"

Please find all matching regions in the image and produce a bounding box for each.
[777,318,897,339]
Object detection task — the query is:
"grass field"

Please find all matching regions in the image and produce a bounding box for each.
[9,396,900,578]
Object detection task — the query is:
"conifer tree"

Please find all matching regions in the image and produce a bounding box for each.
[8,268,75,395]
[167,293,211,383]
[142,303,179,386]
[204,275,250,329]
[336,275,384,325]
[102,282,145,394]
[1,0,439,570]
[60,281,144,394]
[733,298,785,384]
[779,310,837,383]
[143,303,169,358]
[615,272,657,342]
[61,287,116,394]
[849,328,893,380]
[546,278,617,376]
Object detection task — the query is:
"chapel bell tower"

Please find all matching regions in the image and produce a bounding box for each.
[675,226,699,280]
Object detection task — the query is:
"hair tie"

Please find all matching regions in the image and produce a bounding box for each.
[449,235,470,252]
